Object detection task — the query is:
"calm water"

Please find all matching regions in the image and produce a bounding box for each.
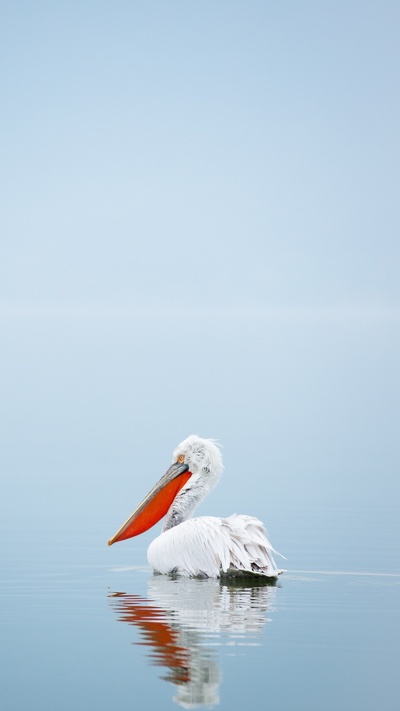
[2,507,399,711]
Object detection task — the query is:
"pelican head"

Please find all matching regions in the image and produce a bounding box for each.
[173,434,223,480]
[108,435,223,546]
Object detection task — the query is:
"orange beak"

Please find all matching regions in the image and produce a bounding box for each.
[108,462,191,546]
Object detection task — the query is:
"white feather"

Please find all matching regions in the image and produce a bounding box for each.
[148,516,282,578]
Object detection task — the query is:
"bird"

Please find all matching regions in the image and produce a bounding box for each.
[108,435,283,579]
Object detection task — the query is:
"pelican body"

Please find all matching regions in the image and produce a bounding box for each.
[108,435,282,579]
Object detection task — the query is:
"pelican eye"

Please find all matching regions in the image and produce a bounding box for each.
[177,454,185,463]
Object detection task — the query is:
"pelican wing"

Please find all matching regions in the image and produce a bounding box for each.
[147,515,283,578]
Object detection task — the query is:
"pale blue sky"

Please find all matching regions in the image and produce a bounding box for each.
[1,1,399,312]
[1,2,399,563]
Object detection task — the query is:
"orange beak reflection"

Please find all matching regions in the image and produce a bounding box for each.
[108,462,191,546]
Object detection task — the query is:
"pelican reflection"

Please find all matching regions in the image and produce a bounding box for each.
[109,575,277,708]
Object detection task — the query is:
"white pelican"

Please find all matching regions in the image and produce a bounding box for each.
[108,435,283,579]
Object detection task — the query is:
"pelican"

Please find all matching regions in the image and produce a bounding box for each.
[108,435,283,578]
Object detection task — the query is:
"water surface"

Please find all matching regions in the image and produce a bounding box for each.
[2,507,399,711]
